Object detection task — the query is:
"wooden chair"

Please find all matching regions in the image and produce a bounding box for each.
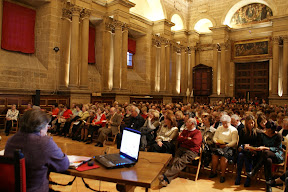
[182,145,203,181]
[273,139,288,181]
[4,118,19,133]
[0,149,26,192]
[104,126,120,146]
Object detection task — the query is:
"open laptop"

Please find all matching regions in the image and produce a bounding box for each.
[95,128,141,169]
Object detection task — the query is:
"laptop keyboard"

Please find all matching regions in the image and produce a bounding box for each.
[105,154,133,165]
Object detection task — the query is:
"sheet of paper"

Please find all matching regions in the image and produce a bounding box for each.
[68,155,91,168]
[216,139,226,144]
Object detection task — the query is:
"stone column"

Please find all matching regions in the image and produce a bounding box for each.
[181,48,187,94]
[220,43,226,96]
[212,45,218,95]
[272,37,280,96]
[69,6,81,88]
[189,47,196,93]
[103,22,112,90]
[151,40,157,91]
[160,40,166,92]
[113,20,123,90]
[59,8,71,88]
[165,42,170,91]
[121,24,129,90]
[283,36,288,96]
[80,9,91,89]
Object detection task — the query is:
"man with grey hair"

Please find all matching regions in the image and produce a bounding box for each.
[231,114,244,132]
[116,105,145,149]
[158,118,202,187]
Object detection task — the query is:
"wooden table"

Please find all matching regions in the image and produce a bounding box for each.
[57,143,172,192]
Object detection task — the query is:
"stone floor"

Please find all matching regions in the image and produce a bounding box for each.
[0,129,284,192]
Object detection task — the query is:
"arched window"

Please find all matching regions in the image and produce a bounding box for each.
[171,14,184,31]
[194,19,213,34]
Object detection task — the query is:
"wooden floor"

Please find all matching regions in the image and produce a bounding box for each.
[0,129,283,192]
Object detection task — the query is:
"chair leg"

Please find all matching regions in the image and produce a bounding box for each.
[195,161,201,181]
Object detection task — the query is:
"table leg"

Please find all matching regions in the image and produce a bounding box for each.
[116,183,136,192]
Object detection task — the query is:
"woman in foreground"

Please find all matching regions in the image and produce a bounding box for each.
[5,109,70,192]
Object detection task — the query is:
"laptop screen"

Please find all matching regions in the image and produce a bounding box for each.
[120,128,141,161]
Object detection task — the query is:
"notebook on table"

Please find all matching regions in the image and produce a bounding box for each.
[95,128,141,169]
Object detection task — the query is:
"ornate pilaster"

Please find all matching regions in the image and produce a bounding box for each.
[59,7,72,89]
[80,9,91,89]
[121,23,129,89]
[282,36,288,96]
[272,36,280,96]
[69,5,82,88]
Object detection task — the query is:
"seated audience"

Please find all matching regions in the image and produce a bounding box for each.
[120,106,132,132]
[235,115,262,187]
[80,110,96,142]
[148,113,178,154]
[200,115,216,167]
[71,105,90,140]
[116,105,145,149]
[175,111,185,131]
[247,121,283,192]
[231,114,244,132]
[95,107,122,147]
[158,118,202,186]
[5,104,19,136]
[24,102,33,112]
[4,109,69,192]
[210,115,238,183]
[279,117,288,138]
[257,114,267,131]
[55,105,72,134]
[48,103,59,125]
[85,107,106,144]
[140,109,160,150]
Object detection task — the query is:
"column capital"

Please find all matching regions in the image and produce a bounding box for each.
[81,9,91,19]
[272,36,280,44]
[70,5,82,16]
[282,35,288,43]
[112,20,124,29]
[122,23,129,31]
[62,8,72,20]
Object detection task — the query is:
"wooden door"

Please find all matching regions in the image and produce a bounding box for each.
[235,61,269,100]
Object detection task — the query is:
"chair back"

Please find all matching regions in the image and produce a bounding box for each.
[0,149,26,192]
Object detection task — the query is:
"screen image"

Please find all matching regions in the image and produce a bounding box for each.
[120,129,141,160]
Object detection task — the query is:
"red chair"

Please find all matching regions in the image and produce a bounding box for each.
[0,149,26,192]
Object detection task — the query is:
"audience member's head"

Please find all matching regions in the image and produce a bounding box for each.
[231,114,240,127]
[20,109,50,136]
[131,105,140,117]
[164,113,177,128]
[220,114,231,129]
[185,118,197,130]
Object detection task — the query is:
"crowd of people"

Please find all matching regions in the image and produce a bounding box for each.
[3,97,288,192]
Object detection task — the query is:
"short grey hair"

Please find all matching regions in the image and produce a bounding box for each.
[231,114,240,121]
[131,105,140,115]
[220,114,231,123]
[188,118,197,127]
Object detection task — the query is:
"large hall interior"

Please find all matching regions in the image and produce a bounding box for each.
[1,0,288,192]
